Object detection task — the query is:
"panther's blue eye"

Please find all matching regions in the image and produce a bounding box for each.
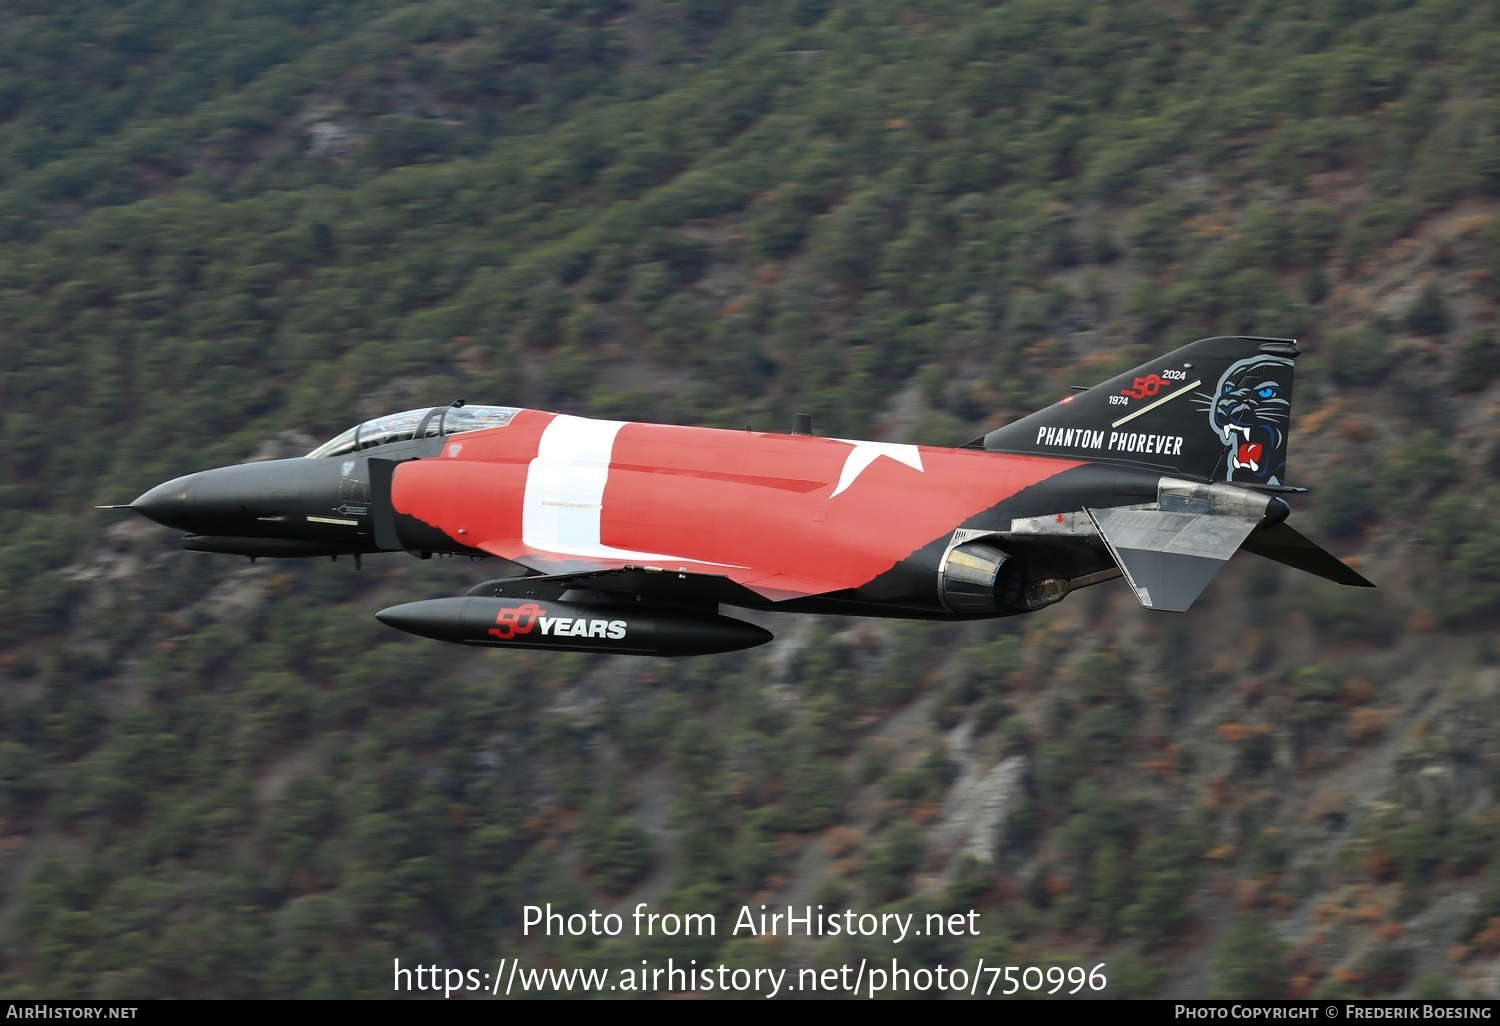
[1223,383,1234,394]
[1257,387,1276,399]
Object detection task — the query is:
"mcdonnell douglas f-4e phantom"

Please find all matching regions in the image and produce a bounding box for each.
[124,336,1372,656]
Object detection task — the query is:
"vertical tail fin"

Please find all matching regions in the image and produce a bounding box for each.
[973,336,1300,485]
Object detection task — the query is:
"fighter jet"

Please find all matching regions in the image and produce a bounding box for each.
[124,335,1371,656]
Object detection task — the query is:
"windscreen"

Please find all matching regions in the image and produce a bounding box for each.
[306,405,521,458]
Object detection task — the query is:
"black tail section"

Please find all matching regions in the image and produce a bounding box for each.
[973,336,1300,486]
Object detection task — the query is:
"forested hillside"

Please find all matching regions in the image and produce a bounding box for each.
[4,0,1500,998]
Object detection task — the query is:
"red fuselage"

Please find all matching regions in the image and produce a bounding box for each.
[388,410,1090,606]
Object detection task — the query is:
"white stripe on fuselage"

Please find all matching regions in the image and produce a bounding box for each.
[521,415,742,567]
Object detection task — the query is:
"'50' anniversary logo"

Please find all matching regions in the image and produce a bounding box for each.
[489,602,543,639]
[1120,374,1166,400]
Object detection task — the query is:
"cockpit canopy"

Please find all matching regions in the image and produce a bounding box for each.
[306,405,520,459]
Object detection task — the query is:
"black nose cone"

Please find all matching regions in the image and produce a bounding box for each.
[131,475,193,530]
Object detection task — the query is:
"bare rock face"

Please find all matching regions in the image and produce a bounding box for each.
[59,517,172,588]
[930,717,1026,876]
[296,101,365,161]
[243,431,319,463]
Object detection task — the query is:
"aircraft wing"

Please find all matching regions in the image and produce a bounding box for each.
[471,541,846,604]
[463,564,764,606]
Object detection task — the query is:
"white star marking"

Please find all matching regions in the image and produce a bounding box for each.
[830,439,924,497]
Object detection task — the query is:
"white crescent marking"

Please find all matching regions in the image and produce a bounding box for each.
[829,439,924,498]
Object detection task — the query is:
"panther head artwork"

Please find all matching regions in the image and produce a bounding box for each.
[1194,355,1293,484]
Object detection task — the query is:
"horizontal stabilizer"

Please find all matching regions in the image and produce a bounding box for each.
[1086,507,1261,612]
[1240,522,1375,588]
